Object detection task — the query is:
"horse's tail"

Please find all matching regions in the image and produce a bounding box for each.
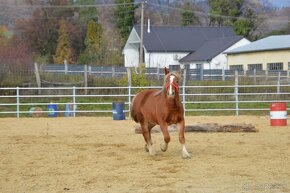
[130,94,139,123]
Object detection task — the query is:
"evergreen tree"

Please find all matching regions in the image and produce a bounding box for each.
[181,1,200,26]
[234,8,260,40]
[114,0,136,41]
[71,0,98,23]
[0,25,8,45]
[208,0,243,26]
[0,25,7,36]
[15,0,78,63]
[78,20,104,65]
[54,20,74,64]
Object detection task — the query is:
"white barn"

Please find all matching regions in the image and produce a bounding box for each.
[123,25,250,69]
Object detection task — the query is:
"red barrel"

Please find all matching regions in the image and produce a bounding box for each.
[270,102,287,126]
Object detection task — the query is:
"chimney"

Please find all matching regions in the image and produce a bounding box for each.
[147,19,150,33]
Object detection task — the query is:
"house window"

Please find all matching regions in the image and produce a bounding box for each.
[288,62,290,70]
[267,62,283,71]
[248,63,262,71]
[230,65,243,71]
[196,64,202,69]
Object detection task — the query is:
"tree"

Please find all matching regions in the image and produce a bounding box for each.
[181,1,200,26]
[234,8,261,40]
[0,25,8,45]
[114,0,136,41]
[15,9,58,59]
[15,0,81,63]
[267,22,290,36]
[0,25,7,36]
[54,20,74,64]
[71,0,98,23]
[78,20,104,65]
[0,36,33,73]
[208,0,243,26]
[207,0,263,40]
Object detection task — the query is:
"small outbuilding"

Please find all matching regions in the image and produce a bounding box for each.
[225,35,290,71]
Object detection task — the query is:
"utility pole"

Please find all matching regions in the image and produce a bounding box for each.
[139,0,145,65]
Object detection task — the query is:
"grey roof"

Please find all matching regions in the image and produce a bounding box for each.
[134,25,236,52]
[180,36,243,63]
[225,35,290,54]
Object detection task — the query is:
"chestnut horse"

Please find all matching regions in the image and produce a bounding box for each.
[131,67,190,158]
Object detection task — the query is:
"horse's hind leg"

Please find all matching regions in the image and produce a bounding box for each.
[144,123,155,152]
[141,122,156,155]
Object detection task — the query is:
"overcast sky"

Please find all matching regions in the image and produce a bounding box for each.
[268,0,290,7]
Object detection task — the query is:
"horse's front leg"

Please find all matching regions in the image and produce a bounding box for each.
[177,120,191,159]
[159,122,170,152]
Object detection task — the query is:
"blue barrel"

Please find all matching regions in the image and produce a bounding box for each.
[64,103,72,117]
[112,102,125,120]
[28,107,36,117]
[48,104,58,117]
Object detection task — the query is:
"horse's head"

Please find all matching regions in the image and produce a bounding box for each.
[163,67,181,98]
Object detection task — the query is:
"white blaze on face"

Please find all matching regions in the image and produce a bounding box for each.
[169,75,175,95]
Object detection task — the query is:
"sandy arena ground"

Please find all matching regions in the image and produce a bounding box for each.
[0,116,289,193]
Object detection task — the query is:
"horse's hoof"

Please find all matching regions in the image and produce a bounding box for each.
[182,152,191,159]
[145,144,149,152]
[181,145,191,159]
[160,142,168,152]
[149,148,156,156]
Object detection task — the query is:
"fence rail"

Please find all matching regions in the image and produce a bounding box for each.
[0,84,289,118]
[39,64,290,81]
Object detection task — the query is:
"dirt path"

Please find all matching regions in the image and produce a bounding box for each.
[0,116,289,193]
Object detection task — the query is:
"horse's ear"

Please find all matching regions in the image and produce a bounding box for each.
[164,67,169,75]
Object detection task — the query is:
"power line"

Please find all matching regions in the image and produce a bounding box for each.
[146,2,289,23]
[1,1,288,23]
[5,9,137,20]
[147,2,249,20]
[0,2,137,8]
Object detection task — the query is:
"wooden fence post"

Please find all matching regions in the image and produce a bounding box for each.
[253,68,256,84]
[200,68,203,81]
[112,66,115,78]
[88,66,92,76]
[64,60,68,74]
[34,62,41,94]
[222,68,225,81]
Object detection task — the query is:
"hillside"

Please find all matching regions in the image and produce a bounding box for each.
[0,0,289,34]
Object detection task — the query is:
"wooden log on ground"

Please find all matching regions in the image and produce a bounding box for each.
[185,123,258,132]
[134,123,258,134]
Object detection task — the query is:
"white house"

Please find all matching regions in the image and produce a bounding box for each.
[123,25,250,69]
[180,36,250,70]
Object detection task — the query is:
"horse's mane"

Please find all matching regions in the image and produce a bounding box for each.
[154,70,181,96]
[165,71,181,81]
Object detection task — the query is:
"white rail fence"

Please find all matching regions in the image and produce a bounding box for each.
[0,84,289,118]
